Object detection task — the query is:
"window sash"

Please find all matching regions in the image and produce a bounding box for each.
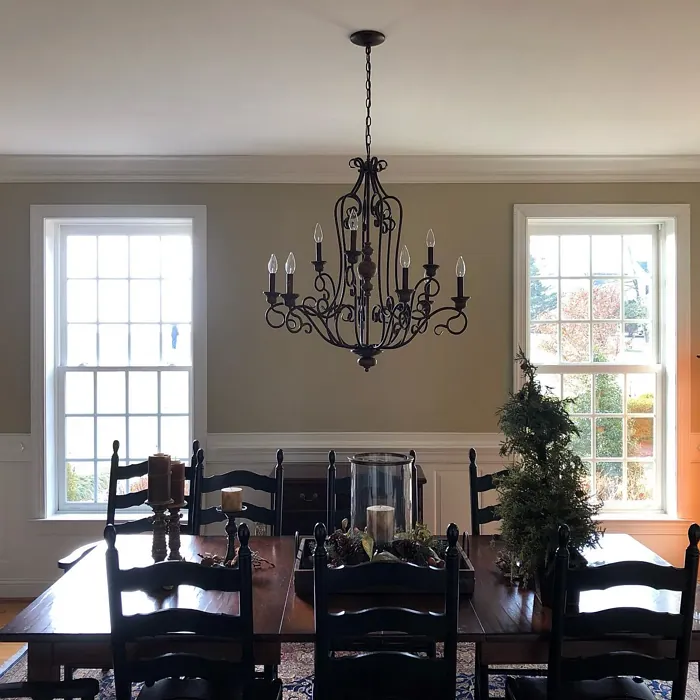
[526,226,659,367]
[523,219,663,512]
[55,224,194,512]
[535,364,663,511]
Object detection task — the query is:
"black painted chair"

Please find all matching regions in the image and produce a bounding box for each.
[0,680,99,700]
[505,523,700,700]
[468,447,507,537]
[195,449,284,536]
[58,440,200,573]
[105,523,281,700]
[470,448,537,699]
[327,449,419,533]
[312,521,460,700]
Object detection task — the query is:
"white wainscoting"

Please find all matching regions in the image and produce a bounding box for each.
[206,432,504,536]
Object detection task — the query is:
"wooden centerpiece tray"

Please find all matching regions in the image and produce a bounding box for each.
[293,534,475,598]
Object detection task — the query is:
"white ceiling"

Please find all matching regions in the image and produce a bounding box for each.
[2,0,700,158]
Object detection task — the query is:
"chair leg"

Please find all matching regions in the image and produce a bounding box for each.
[474,643,489,700]
[63,667,73,681]
[427,642,437,658]
[263,664,277,681]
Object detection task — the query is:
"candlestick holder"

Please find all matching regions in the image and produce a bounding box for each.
[167,501,186,560]
[147,499,173,562]
[216,505,247,564]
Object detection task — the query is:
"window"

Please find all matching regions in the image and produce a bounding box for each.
[31,206,206,515]
[514,205,689,515]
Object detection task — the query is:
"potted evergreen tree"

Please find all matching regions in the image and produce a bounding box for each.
[495,351,603,605]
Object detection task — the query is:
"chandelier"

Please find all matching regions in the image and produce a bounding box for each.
[263,30,470,371]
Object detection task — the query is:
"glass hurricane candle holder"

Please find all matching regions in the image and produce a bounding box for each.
[349,452,413,543]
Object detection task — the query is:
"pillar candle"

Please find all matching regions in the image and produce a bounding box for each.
[147,453,171,503]
[367,505,395,543]
[221,486,243,512]
[170,460,186,505]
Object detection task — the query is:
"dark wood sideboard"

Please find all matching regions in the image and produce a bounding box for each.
[277,463,426,536]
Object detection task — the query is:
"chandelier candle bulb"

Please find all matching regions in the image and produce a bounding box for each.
[426,229,435,265]
[221,486,243,513]
[314,223,323,262]
[400,244,411,290]
[268,254,278,293]
[285,252,296,294]
[367,505,395,544]
[456,255,466,297]
[348,209,359,251]
[170,460,186,505]
[147,454,171,503]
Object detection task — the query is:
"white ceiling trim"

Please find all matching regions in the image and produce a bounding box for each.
[4,154,700,183]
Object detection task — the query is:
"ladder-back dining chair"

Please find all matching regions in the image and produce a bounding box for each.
[506,523,700,700]
[105,523,281,700]
[195,448,284,535]
[312,521,460,700]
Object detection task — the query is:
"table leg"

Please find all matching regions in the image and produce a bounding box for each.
[27,643,60,682]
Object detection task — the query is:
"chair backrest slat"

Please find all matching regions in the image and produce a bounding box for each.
[324,560,445,594]
[570,560,687,592]
[468,448,507,535]
[119,609,247,640]
[194,449,284,535]
[561,652,679,683]
[115,559,242,592]
[130,654,243,689]
[329,607,447,639]
[112,490,148,510]
[546,523,700,700]
[200,469,277,494]
[565,608,683,638]
[476,504,500,526]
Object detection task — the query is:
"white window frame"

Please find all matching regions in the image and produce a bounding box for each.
[30,205,207,517]
[514,204,690,517]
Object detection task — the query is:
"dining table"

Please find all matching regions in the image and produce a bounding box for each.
[2,532,700,686]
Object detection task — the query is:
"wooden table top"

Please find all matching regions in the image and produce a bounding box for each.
[0,535,295,642]
[0,532,695,646]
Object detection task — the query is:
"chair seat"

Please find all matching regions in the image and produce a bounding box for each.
[137,678,282,700]
[505,675,656,700]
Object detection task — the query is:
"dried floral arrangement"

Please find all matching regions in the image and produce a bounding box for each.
[308,520,448,568]
[198,548,275,570]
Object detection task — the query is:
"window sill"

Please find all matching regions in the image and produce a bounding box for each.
[29,513,137,537]
[596,514,692,536]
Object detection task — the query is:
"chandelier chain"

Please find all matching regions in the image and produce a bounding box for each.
[365,46,372,158]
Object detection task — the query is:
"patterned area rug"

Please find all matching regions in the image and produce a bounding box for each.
[1,643,698,699]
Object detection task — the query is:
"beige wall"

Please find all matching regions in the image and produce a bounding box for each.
[0,181,699,437]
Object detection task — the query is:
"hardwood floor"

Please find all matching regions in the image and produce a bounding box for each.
[0,600,30,667]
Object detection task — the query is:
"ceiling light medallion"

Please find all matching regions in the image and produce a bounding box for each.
[264,30,470,371]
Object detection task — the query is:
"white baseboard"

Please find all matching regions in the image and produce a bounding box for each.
[0,579,53,598]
